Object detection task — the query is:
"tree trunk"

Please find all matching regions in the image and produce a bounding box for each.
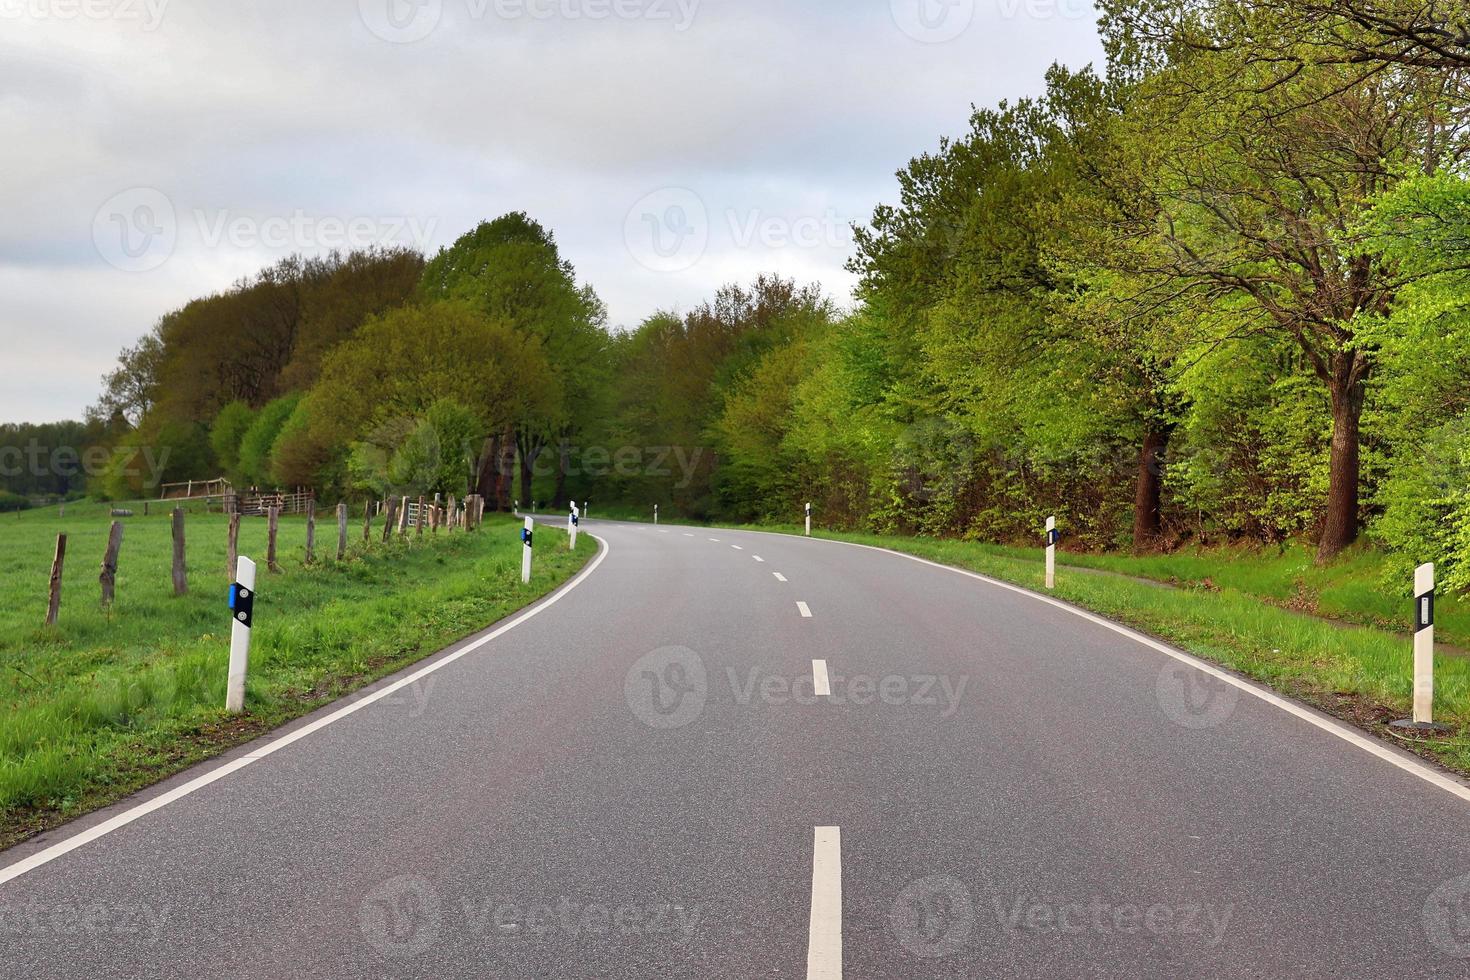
[519,451,534,509]
[474,436,499,506]
[1318,373,1366,563]
[473,430,518,511]
[1132,426,1170,552]
[553,440,569,508]
[496,434,516,510]
[516,429,546,510]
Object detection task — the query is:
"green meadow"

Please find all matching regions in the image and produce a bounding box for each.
[0,500,594,849]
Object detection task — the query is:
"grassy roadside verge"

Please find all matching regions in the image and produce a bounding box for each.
[0,504,595,851]
[716,521,1470,776]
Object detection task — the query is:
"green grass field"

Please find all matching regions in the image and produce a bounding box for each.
[0,500,595,849]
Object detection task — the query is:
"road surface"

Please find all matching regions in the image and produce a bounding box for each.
[4,518,1470,978]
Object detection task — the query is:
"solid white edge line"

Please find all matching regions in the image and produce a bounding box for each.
[774,532,1470,806]
[0,534,615,887]
[806,826,842,980]
[797,601,813,618]
[813,660,831,697]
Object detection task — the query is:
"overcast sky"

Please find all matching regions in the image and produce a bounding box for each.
[1,0,1104,423]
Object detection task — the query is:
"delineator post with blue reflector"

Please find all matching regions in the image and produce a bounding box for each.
[226,556,256,714]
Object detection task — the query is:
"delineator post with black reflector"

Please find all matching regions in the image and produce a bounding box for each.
[1045,516,1058,590]
[226,556,256,714]
[805,502,812,538]
[1394,562,1447,732]
[654,504,659,526]
[521,516,534,584]
[569,504,579,550]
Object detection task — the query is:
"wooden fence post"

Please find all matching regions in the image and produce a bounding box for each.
[447,495,458,531]
[337,503,348,560]
[100,521,124,606]
[46,533,66,626]
[382,498,398,543]
[171,508,188,596]
[267,506,281,573]
[305,499,317,564]
[227,513,241,581]
[398,496,410,537]
[416,496,426,538]
[363,500,373,542]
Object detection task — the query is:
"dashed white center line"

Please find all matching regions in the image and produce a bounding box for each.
[774,572,788,582]
[708,537,721,542]
[659,530,669,534]
[683,533,694,537]
[731,545,743,550]
[753,555,765,563]
[797,601,812,618]
[806,826,842,980]
[812,660,831,697]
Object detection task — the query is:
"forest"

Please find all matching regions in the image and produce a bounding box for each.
[14,0,1470,588]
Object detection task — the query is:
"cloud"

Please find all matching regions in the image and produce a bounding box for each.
[0,0,1104,421]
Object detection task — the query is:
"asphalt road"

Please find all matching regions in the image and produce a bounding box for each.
[5,518,1470,978]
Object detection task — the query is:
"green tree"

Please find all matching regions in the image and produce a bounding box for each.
[237,394,301,488]
[209,401,257,480]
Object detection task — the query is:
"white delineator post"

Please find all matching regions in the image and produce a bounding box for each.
[584,501,589,521]
[226,556,256,714]
[805,502,812,538]
[569,504,579,550]
[1045,516,1057,590]
[1414,562,1436,725]
[521,517,534,584]
[654,504,659,526]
